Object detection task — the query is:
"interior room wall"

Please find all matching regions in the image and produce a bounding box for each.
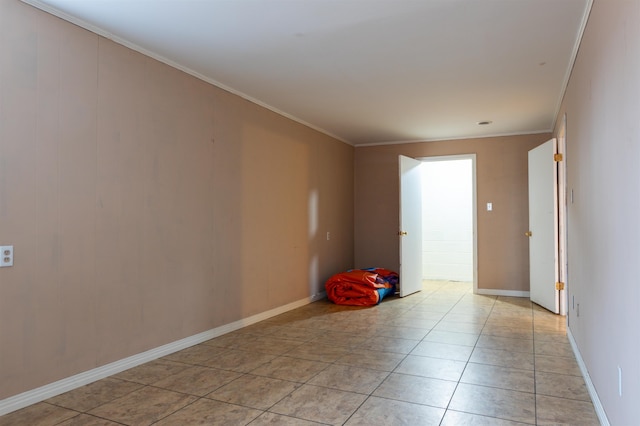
[354,133,550,293]
[0,0,354,400]
[421,159,473,282]
[555,0,639,423]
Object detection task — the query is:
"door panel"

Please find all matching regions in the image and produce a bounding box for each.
[399,155,423,297]
[528,139,559,313]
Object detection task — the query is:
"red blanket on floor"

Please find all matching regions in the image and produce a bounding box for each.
[325,268,398,306]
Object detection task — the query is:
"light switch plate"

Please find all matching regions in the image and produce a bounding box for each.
[1,245,14,267]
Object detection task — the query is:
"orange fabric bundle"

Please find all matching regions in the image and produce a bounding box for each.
[325,268,398,306]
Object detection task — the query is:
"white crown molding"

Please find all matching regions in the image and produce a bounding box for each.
[19,0,353,147]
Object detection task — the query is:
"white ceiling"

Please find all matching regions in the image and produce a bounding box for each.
[24,0,591,146]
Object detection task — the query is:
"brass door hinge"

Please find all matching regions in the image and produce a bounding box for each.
[554,153,563,162]
[555,282,565,291]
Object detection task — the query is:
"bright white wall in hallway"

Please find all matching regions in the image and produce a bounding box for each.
[422,159,473,281]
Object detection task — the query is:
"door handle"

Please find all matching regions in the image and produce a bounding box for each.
[525,231,533,237]
[398,231,408,236]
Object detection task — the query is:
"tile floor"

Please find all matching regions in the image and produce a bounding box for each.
[0,281,601,425]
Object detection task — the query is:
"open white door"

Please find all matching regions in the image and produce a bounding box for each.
[527,139,559,313]
[399,155,423,297]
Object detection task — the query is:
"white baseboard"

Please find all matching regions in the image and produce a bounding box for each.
[476,288,530,298]
[567,327,610,426]
[0,294,319,416]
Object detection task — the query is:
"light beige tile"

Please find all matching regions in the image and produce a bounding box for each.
[310,330,368,348]
[387,317,439,329]
[374,325,430,340]
[270,384,367,425]
[424,330,479,346]
[88,386,197,425]
[481,325,533,340]
[207,374,300,410]
[250,412,325,425]
[534,341,574,357]
[271,326,324,342]
[485,318,533,329]
[154,398,262,425]
[433,321,485,334]
[0,403,78,426]
[441,410,529,425]
[284,342,351,362]
[469,347,535,371]
[151,365,241,396]
[449,383,536,424]
[112,359,191,385]
[534,354,582,376]
[201,348,276,372]
[535,371,590,401]
[476,335,534,353]
[536,394,600,425]
[250,356,329,382]
[162,344,229,365]
[495,296,533,308]
[442,313,489,324]
[235,336,304,355]
[461,363,535,393]
[356,336,419,354]
[56,414,122,426]
[335,349,405,372]
[399,310,446,321]
[373,373,456,408]
[411,341,473,362]
[46,378,143,412]
[345,396,445,425]
[395,355,466,381]
[308,364,388,394]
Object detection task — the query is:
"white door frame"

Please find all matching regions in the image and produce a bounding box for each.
[399,155,424,297]
[417,154,478,293]
[557,115,568,316]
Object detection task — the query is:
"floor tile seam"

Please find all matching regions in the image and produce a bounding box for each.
[403,351,471,363]
[45,381,147,414]
[162,357,247,371]
[465,360,537,373]
[474,345,534,355]
[457,378,535,394]
[66,411,128,425]
[527,300,539,425]
[531,390,593,403]
[287,378,389,399]
[454,379,538,397]
[204,382,300,414]
[357,393,451,411]
[415,288,487,418]
[418,340,478,349]
[37,401,83,418]
[441,408,536,426]
[440,290,502,416]
[382,371,458,388]
[115,392,202,426]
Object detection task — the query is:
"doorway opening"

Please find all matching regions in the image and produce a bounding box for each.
[419,155,477,292]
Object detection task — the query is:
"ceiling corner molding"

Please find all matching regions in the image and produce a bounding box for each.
[551,0,594,134]
[356,129,553,148]
[19,0,354,147]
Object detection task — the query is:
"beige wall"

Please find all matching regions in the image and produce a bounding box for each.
[0,0,354,399]
[556,0,640,423]
[354,134,550,292]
